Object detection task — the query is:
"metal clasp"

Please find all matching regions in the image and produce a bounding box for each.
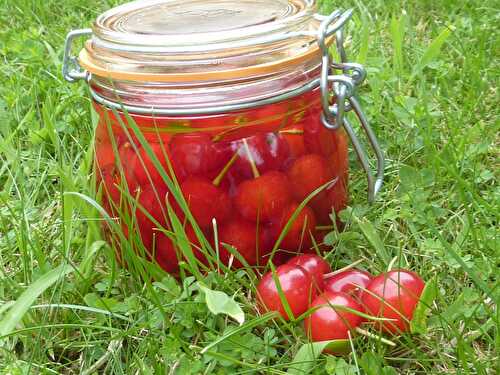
[62,29,92,83]
[317,10,384,203]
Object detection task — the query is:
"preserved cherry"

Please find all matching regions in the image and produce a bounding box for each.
[95,91,350,274]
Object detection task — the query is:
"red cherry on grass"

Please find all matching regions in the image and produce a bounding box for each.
[287,254,331,290]
[275,203,317,252]
[360,270,425,334]
[304,291,363,344]
[257,264,317,320]
[235,171,292,223]
[324,269,373,296]
[218,219,258,268]
[287,154,333,203]
[180,177,231,228]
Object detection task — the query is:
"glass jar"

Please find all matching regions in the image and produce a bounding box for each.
[63,0,384,274]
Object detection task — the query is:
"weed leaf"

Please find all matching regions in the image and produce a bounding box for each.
[287,340,349,374]
[411,276,438,334]
[353,216,391,265]
[199,284,245,325]
[411,26,453,80]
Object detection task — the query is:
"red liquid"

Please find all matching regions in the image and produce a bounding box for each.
[94,89,349,274]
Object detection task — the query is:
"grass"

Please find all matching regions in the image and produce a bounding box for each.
[0,0,498,373]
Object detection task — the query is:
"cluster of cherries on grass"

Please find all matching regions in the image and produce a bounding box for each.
[257,254,425,353]
[96,98,349,274]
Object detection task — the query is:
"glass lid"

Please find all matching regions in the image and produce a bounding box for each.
[79,0,323,82]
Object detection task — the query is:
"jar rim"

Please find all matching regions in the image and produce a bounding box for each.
[79,0,328,83]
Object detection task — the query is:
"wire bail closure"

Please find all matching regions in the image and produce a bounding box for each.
[317,9,384,203]
[62,29,92,83]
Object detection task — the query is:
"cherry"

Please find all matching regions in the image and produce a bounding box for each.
[117,142,140,193]
[135,185,170,237]
[256,264,317,320]
[287,254,331,290]
[265,133,291,171]
[287,154,333,203]
[328,129,349,179]
[303,115,338,157]
[154,232,179,274]
[257,225,290,266]
[180,177,231,229]
[324,269,373,297]
[231,133,290,180]
[97,164,122,207]
[259,251,290,267]
[280,126,306,160]
[130,142,171,187]
[235,171,292,223]
[95,141,116,169]
[303,117,349,180]
[218,219,258,268]
[360,270,425,334]
[154,224,210,273]
[170,133,230,181]
[274,203,317,252]
[310,178,348,225]
[304,291,363,343]
[253,101,291,133]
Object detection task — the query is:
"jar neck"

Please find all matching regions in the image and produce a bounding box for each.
[89,60,321,112]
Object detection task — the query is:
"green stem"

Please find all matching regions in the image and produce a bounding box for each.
[355,327,397,347]
[323,259,364,279]
[212,152,239,187]
[242,139,260,179]
[279,129,304,135]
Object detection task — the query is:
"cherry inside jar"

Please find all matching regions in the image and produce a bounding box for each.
[94,89,349,273]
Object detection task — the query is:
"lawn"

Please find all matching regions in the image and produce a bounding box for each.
[0,0,498,373]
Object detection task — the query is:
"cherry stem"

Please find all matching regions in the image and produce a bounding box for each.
[242,139,260,179]
[279,129,304,135]
[354,327,397,347]
[323,259,364,279]
[212,152,239,187]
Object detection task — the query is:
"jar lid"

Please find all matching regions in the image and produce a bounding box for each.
[79,0,325,82]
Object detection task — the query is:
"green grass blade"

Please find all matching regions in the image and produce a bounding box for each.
[0,264,74,337]
[352,215,391,266]
[410,26,454,81]
[390,14,406,76]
